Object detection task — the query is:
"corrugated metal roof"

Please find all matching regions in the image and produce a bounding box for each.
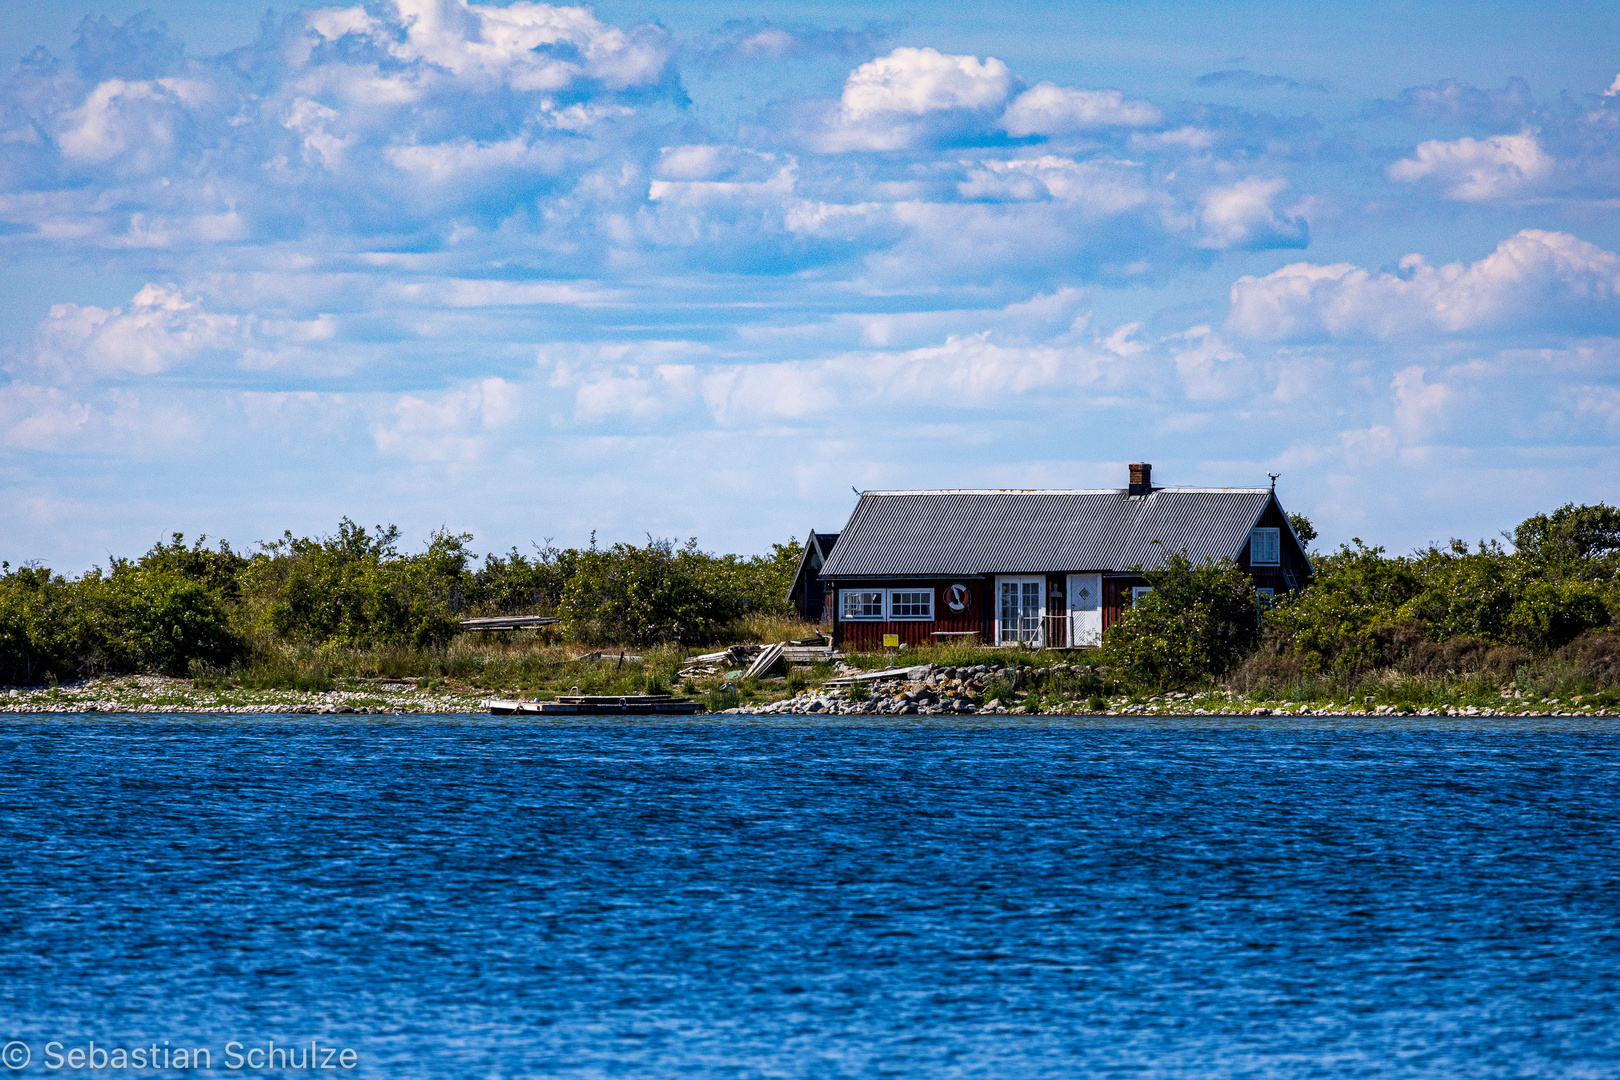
[819,488,1276,578]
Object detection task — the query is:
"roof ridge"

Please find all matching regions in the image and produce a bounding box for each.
[857,487,1273,495]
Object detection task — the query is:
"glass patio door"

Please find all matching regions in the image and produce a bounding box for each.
[997,578,1043,645]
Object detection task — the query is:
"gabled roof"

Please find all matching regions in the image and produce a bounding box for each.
[784,529,842,603]
[819,488,1282,578]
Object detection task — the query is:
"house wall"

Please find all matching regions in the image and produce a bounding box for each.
[829,576,1159,649]
[1237,499,1311,594]
[831,580,988,650]
[1102,575,1144,633]
[791,566,824,622]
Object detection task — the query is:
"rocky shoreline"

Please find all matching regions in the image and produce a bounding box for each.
[722,663,1618,718]
[3,664,1614,719]
[0,675,484,715]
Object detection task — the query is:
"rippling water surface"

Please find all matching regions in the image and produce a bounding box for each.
[3,714,1618,1078]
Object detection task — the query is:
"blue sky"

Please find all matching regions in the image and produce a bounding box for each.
[3,0,1620,571]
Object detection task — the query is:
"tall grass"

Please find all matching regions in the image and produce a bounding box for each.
[722,613,825,644]
[195,638,689,696]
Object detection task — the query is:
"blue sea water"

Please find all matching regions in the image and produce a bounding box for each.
[2,714,1618,1078]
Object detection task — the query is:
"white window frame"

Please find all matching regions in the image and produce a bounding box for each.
[886,588,934,620]
[1250,527,1281,566]
[995,576,1045,646]
[1131,586,1154,603]
[840,589,884,621]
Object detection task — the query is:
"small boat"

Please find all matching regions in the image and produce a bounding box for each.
[486,694,704,715]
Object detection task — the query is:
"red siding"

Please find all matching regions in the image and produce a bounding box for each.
[834,581,987,650]
[1102,576,1134,632]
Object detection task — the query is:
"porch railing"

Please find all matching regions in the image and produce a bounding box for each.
[995,616,1100,648]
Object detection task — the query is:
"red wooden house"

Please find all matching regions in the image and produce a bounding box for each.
[790,463,1312,651]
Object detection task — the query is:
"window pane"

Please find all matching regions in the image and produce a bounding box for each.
[890,590,932,618]
[1250,528,1280,565]
[842,590,883,619]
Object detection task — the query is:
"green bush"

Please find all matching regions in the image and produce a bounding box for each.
[469,545,575,614]
[979,678,1016,704]
[558,535,798,646]
[1100,552,1258,690]
[97,566,240,675]
[1508,579,1611,648]
[0,565,98,683]
[0,548,245,682]
[1262,539,1423,673]
[242,520,467,648]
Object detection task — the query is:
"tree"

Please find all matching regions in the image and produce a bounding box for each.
[1513,503,1620,567]
[1287,512,1318,551]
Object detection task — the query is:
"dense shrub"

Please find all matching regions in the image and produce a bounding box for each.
[0,538,244,682]
[1100,552,1259,690]
[558,536,799,646]
[1260,507,1620,675]
[96,566,239,675]
[0,565,96,683]
[467,546,576,615]
[241,520,467,648]
[1506,579,1611,648]
[1560,632,1620,689]
[1513,503,1620,566]
[1260,540,1422,673]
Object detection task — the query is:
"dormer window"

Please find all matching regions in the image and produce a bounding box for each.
[1250,527,1280,565]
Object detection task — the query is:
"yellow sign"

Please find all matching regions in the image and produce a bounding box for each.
[882,634,900,648]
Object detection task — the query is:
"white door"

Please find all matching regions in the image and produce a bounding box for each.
[1067,573,1102,646]
[996,577,1044,645]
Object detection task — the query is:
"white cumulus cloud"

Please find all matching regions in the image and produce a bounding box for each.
[1198,177,1308,250]
[370,377,522,462]
[0,384,93,451]
[1391,366,1453,434]
[367,0,669,92]
[957,156,1154,216]
[1387,131,1552,201]
[839,47,1010,119]
[818,47,1010,151]
[1227,229,1620,340]
[25,284,243,379]
[999,82,1162,136]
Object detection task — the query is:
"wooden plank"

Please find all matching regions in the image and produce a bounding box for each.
[824,664,930,686]
[744,642,784,680]
[780,646,835,662]
[460,616,560,631]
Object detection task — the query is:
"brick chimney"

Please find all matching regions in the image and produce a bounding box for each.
[1128,462,1153,497]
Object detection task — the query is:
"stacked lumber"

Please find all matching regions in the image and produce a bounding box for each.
[677,644,761,678]
[744,643,784,680]
[677,639,842,680]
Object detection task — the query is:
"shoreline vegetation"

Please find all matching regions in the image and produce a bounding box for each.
[4,503,1620,718]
